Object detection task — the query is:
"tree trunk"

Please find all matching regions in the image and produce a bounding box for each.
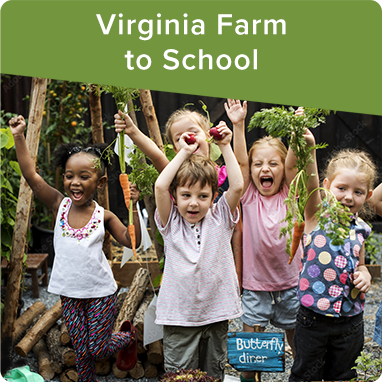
[128,96,164,260]
[139,89,164,153]
[113,268,150,332]
[89,84,112,259]
[14,301,47,343]
[15,299,62,357]
[147,340,164,365]
[32,338,55,380]
[2,78,47,349]
[133,289,154,342]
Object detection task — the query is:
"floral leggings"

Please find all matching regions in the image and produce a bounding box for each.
[61,293,131,382]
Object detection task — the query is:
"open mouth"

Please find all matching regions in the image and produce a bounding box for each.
[260,176,274,190]
[187,211,198,216]
[72,190,83,201]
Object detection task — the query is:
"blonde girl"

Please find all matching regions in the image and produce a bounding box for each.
[290,147,376,381]
[225,99,303,382]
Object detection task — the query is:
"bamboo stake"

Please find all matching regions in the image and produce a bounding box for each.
[89,84,111,258]
[139,89,164,152]
[128,97,164,260]
[1,78,47,346]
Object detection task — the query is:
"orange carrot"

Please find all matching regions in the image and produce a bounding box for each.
[289,221,305,264]
[128,224,137,260]
[119,173,130,209]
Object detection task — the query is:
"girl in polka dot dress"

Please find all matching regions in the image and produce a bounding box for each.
[289,147,376,381]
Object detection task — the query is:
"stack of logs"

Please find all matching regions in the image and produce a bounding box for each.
[13,268,164,381]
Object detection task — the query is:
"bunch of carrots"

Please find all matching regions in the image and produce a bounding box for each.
[86,84,140,260]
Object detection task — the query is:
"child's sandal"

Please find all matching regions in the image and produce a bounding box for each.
[116,320,138,371]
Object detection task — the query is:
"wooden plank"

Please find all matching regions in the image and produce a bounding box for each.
[112,261,160,288]
[1,77,47,344]
[227,332,284,372]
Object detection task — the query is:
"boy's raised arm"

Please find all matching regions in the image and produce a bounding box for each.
[115,110,169,173]
[154,134,197,227]
[214,121,244,214]
[225,99,250,195]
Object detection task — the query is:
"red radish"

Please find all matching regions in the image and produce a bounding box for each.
[209,127,223,140]
[185,134,196,145]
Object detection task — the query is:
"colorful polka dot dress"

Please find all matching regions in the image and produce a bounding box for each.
[297,216,371,317]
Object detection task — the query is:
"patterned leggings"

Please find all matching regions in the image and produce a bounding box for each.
[61,293,131,382]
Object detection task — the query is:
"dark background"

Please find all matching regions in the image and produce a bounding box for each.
[2,75,382,228]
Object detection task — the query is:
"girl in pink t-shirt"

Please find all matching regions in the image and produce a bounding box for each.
[226,99,302,382]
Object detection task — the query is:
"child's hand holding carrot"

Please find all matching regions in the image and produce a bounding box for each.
[114,110,136,135]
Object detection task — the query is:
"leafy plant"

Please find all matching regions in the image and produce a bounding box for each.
[351,350,382,381]
[249,106,350,260]
[364,228,382,265]
[127,144,159,199]
[160,369,221,382]
[1,111,24,261]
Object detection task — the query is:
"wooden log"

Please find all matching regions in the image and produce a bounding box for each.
[128,360,145,380]
[112,361,128,379]
[15,299,62,357]
[32,338,55,380]
[133,289,154,342]
[1,77,47,345]
[14,301,47,342]
[62,347,76,367]
[147,340,164,365]
[45,324,64,373]
[137,339,146,355]
[60,322,71,345]
[144,360,158,378]
[113,268,150,332]
[95,358,111,375]
[60,368,78,382]
[116,291,128,315]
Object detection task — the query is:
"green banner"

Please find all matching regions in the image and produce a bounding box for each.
[1,0,382,115]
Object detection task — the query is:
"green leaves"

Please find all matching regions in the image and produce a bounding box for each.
[127,144,159,199]
[249,106,350,255]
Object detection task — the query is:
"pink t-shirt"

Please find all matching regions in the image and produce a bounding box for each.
[240,182,302,292]
[154,193,243,326]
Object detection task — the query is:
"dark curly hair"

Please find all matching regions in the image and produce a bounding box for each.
[54,142,112,176]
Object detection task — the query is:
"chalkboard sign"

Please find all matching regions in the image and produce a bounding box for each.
[227,332,285,372]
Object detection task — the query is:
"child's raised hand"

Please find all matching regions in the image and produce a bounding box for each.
[213,121,232,146]
[9,115,26,136]
[353,268,371,293]
[294,106,305,117]
[224,99,247,125]
[130,183,140,206]
[302,128,316,147]
[179,132,198,154]
[114,110,135,135]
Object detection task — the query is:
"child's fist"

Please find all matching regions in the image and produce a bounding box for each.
[130,183,140,205]
[9,115,26,136]
[114,110,135,134]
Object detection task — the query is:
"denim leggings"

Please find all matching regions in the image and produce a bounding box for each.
[61,293,131,382]
[289,306,364,381]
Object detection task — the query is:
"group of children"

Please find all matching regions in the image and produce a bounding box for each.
[9,99,382,382]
